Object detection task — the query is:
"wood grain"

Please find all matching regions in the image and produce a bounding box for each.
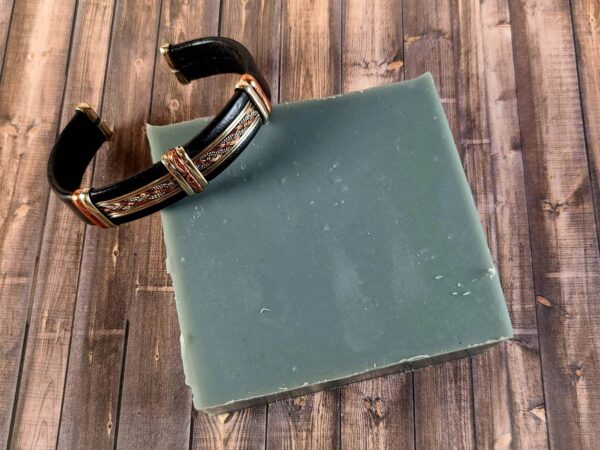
[8,1,116,449]
[191,1,283,447]
[0,0,14,75]
[455,0,548,448]
[265,0,341,447]
[340,0,414,449]
[0,0,599,447]
[113,0,217,448]
[402,0,477,448]
[509,0,600,448]
[341,374,414,450]
[0,0,77,446]
[56,0,162,448]
[571,0,600,238]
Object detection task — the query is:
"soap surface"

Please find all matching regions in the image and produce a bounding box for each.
[148,73,512,414]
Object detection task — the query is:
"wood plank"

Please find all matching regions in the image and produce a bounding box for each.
[0,0,77,446]
[265,0,341,447]
[8,1,116,449]
[455,0,549,448]
[571,0,600,237]
[402,0,476,448]
[56,0,162,448]
[0,0,14,75]
[114,0,220,448]
[267,0,341,449]
[115,291,191,449]
[508,0,600,448]
[340,0,414,449]
[341,374,414,450]
[190,1,281,447]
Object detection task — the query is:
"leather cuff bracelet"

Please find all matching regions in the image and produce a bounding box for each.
[47,37,271,227]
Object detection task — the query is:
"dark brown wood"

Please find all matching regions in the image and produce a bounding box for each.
[402,0,477,448]
[56,0,162,448]
[113,1,216,448]
[0,0,77,447]
[454,0,548,448]
[341,374,414,450]
[7,1,116,449]
[179,0,281,448]
[509,0,600,448]
[340,0,414,449]
[571,0,600,240]
[264,0,341,448]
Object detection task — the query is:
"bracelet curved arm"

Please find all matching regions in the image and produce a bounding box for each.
[47,37,271,227]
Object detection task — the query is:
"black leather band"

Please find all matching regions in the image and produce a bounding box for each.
[47,37,271,227]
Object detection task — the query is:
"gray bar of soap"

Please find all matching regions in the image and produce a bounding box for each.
[147,73,512,415]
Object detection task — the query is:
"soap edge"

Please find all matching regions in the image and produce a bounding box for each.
[198,337,509,415]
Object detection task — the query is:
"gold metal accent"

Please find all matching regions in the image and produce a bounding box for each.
[71,188,115,228]
[96,102,261,219]
[75,103,113,140]
[162,146,208,195]
[235,77,271,123]
[160,44,190,85]
[236,73,272,123]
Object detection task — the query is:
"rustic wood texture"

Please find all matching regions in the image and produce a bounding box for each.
[402,1,478,448]
[340,1,414,450]
[1,0,600,448]
[264,0,341,448]
[8,1,116,449]
[456,0,548,448]
[0,0,77,447]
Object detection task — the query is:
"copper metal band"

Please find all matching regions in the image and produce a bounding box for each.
[71,188,115,228]
[162,146,208,195]
[95,102,261,219]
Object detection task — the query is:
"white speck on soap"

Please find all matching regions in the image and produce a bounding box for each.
[292,366,297,372]
[180,257,186,262]
[328,162,339,172]
[457,282,463,287]
[240,163,246,170]
[463,291,471,296]
[323,224,331,231]
[434,274,444,280]
[259,307,271,314]
[280,177,287,185]
[452,292,458,295]
[486,267,496,278]
[334,176,343,183]
[309,200,315,205]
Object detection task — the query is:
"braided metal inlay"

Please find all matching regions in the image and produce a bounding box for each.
[196,108,260,173]
[96,103,260,218]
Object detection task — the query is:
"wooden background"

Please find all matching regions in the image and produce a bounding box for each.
[0,0,599,448]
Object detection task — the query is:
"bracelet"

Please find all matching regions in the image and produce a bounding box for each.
[47,37,271,227]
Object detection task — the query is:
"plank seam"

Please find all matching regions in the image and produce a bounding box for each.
[567,0,600,247]
[505,1,558,447]
[5,0,81,446]
[5,322,29,450]
[0,0,16,82]
[55,0,119,445]
[112,320,129,450]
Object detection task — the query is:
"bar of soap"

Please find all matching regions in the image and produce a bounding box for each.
[148,73,512,415]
